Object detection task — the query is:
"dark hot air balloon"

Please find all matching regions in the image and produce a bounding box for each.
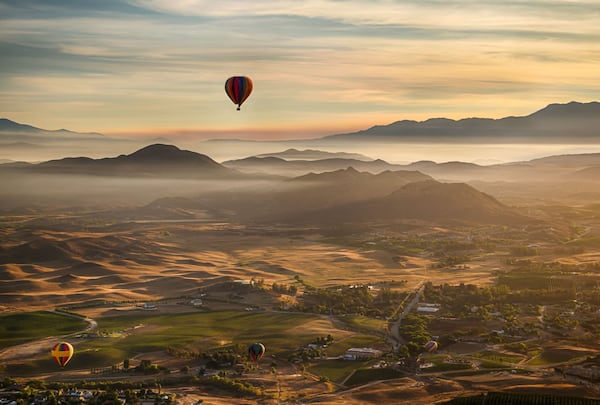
[225,76,253,110]
[51,342,74,367]
[248,342,265,361]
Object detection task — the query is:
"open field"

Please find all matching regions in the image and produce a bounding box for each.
[2,203,600,403]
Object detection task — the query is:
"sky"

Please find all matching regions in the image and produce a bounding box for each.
[1,0,600,140]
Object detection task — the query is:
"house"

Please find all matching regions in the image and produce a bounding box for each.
[343,347,382,360]
[417,303,441,313]
[141,303,157,310]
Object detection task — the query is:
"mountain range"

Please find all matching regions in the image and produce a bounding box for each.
[1,101,599,163]
[290,179,527,226]
[0,142,546,226]
[323,101,600,142]
[254,148,373,161]
[224,152,600,182]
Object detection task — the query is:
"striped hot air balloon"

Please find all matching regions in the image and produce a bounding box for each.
[51,342,74,367]
[225,76,253,110]
[424,340,438,353]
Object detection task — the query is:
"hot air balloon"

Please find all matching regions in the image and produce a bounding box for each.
[248,342,265,361]
[51,342,74,367]
[424,340,438,353]
[225,76,253,110]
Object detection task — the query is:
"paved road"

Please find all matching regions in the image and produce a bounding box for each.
[388,283,425,350]
[0,310,97,362]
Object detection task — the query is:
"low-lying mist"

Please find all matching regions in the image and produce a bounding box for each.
[0,172,282,210]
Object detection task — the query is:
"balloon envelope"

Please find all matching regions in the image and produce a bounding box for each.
[248,342,265,361]
[424,341,438,353]
[225,76,253,110]
[51,342,74,367]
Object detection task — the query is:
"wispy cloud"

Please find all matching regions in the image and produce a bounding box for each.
[0,0,599,134]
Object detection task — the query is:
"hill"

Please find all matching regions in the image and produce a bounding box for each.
[323,101,600,142]
[222,156,395,176]
[290,180,527,225]
[254,148,373,161]
[148,167,433,221]
[0,118,104,138]
[10,144,242,179]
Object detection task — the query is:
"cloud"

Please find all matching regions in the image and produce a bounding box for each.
[0,0,599,134]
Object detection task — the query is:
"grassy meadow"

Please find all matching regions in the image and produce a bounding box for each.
[0,311,87,349]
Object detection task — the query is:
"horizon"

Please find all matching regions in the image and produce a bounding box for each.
[1,1,600,139]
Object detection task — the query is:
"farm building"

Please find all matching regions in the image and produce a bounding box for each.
[343,348,382,360]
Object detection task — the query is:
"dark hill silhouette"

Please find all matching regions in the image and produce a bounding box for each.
[0,118,41,133]
[254,148,373,161]
[289,180,528,225]
[149,167,433,221]
[524,153,600,168]
[0,118,104,137]
[27,144,241,178]
[240,168,433,220]
[285,167,430,200]
[323,101,600,142]
[223,156,394,176]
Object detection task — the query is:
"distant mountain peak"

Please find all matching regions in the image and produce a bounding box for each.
[129,143,183,157]
[254,148,373,161]
[529,100,600,118]
[123,143,220,166]
[323,101,600,141]
[0,118,42,132]
[27,143,240,178]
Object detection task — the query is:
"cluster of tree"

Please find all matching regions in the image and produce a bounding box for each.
[423,282,511,317]
[543,313,580,332]
[424,281,579,318]
[295,285,398,317]
[203,351,240,369]
[397,314,431,355]
[287,346,326,363]
[135,359,166,374]
[504,342,529,354]
[271,282,298,295]
[202,375,263,397]
[0,379,177,405]
[313,334,334,346]
[166,345,245,365]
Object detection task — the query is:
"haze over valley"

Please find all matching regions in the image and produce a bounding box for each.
[2,109,600,403]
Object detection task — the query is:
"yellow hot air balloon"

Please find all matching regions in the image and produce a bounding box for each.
[51,342,74,367]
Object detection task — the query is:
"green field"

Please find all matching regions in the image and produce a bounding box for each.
[324,334,386,357]
[94,311,334,355]
[2,310,392,376]
[0,311,87,349]
[338,315,387,335]
[344,367,404,386]
[474,351,523,364]
[526,347,593,366]
[308,359,370,383]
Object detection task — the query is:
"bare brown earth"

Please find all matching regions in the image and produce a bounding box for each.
[1,219,509,311]
[2,213,600,404]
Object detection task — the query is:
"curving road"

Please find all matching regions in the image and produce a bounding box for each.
[0,310,97,362]
[388,283,425,350]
